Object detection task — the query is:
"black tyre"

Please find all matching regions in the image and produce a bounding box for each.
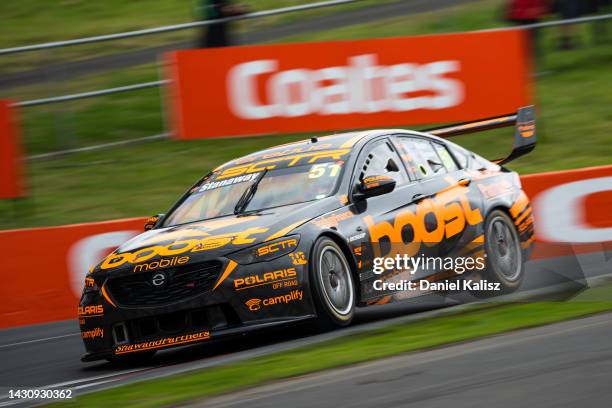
[310,237,356,330]
[472,209,525,298]
[106,350,156,366]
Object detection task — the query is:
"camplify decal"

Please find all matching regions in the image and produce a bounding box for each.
[245,290,304,311]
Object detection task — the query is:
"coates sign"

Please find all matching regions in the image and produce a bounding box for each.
[167,29,531,139]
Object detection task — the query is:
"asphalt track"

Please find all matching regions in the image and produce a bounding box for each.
[0,0,480,90]
[197,311,612,408]
[0,249,609,407]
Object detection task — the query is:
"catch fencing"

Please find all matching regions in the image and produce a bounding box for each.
[0,4,610,156]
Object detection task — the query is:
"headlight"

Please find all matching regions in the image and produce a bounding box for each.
[227,235,300,265]
[83,275,99,294]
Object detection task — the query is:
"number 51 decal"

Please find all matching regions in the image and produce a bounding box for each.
[308,163,342,179]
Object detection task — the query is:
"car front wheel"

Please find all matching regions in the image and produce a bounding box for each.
[310,237,356,329]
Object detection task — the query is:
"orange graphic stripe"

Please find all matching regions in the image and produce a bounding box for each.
[510,192,529,218]
[213,260,238,290]
[515,206,533,226]
[265,219,307,242]
[340,132,368,148]
[101,283,117,308]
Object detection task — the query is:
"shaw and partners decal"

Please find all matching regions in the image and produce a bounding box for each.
[100,227,268,270]
[114,331,210,354]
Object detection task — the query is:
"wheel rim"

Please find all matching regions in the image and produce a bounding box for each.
[487,216,522,281]
[318,246,354,316]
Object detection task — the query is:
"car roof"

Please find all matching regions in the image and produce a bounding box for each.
[210,128,445,177]
[212,130,373,172]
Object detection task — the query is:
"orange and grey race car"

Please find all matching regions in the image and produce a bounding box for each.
[79,106,536,362]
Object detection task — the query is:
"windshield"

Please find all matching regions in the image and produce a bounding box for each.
[163,161,344,227]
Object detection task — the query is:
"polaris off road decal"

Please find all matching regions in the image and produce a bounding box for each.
[78,305,103,318]
[234,267,298,291]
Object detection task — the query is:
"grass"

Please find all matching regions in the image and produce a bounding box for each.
[51,290,612,408]
[0,0,395,74]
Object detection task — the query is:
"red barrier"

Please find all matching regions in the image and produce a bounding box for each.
[0,165,610,329]
[0,218,144,329]
[0,101,24,199]
[167,29,532,139]
[521,165,612,243]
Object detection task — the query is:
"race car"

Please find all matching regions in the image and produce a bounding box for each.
[79,106,536,362]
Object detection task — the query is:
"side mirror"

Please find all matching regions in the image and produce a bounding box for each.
[354,175,396,200]
[144,214,164,231]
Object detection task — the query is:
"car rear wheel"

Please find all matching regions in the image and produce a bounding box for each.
[472,209,525,298]
[310,237,356,330]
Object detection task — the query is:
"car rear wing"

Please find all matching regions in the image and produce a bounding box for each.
[424,106,536,165]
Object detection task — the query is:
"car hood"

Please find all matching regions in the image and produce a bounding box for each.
[94,199,338,274]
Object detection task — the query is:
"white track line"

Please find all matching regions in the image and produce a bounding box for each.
[0,333,80,350]
[0,368,149,407]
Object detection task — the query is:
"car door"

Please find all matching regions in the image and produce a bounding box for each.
[391,135,485,259]
[343,137,428,301]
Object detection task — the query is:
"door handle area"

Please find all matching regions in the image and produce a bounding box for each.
[458,178,471,187]
[412,193,427,203]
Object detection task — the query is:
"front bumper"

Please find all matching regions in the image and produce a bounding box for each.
[81,315,313,362]
[79,249,314,361]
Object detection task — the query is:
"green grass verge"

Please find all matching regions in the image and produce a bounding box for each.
[0,0,610,229]
[51,296,612,408]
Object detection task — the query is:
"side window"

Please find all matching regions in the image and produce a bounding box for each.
[395,137,447,178]
[450,146,469,169]
[357,139,408,186]
[433,143,459,172]
[469,152,500,172]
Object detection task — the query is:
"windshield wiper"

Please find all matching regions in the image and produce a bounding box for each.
[234,170,267,215]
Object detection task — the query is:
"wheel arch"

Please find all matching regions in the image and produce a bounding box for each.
[486,204,513,221]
